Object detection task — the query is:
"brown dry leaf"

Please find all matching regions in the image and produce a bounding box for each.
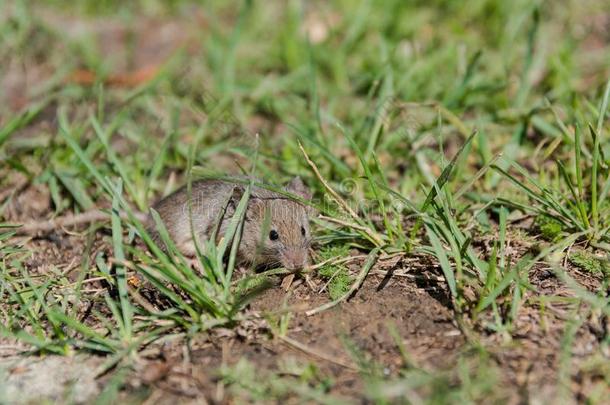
[68,64,160,87]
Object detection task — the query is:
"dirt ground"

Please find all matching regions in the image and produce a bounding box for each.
[1,216,608,403]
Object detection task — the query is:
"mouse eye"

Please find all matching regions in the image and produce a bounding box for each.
[269,230,279,241]
[300,226,306,237]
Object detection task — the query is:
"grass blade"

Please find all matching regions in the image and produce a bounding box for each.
[110,179,132,339]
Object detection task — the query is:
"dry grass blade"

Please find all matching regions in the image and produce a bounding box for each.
[318,215,384,246]
[306,248,379,316]
[14,210,148,235]
[278,334,359,371]
[298,141,360,221]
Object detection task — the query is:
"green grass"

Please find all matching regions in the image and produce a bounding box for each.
[1,0,609,402]
[317,244,353,300]
[569,250,609,276]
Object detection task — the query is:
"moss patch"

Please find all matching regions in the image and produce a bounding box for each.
[535,215,564,241]
[569,251,609,276]
[317,245,353,300]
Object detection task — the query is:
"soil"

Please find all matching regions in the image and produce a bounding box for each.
[1,214,608,403]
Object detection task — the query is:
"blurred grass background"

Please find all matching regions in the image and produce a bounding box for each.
[1,0,609,403]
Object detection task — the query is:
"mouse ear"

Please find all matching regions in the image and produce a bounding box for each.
[285,176,312,201]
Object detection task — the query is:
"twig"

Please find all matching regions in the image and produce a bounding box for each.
[316,254,391,293]
[64,276,108,288]
[318,266,345,294]
[13,209,148,235]
[127,284,159,314]
[297,141,360,221]
[278,334,358,371]
[370,269,446,282]
[79,288,106,293]
[316,252,404,294]
[309,254,367,271]
[319,215,384,245]
[306,248,379,316]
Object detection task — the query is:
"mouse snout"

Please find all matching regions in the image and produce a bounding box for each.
[281,248,309,271]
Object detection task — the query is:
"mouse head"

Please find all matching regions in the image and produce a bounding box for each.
[234,177,314,271]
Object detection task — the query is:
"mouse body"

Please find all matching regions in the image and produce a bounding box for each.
[148,177,313,271]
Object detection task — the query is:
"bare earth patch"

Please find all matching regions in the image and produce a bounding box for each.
[1,219,607,403]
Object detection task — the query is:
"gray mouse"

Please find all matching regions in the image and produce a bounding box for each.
[148,177,313,271]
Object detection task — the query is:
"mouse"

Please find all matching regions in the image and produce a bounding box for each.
[147,176,313,271]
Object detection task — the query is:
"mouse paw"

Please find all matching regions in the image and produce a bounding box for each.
[280,273,295,291]
[280,272,316,292]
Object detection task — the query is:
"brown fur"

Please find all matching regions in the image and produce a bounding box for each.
[148,177,313,271]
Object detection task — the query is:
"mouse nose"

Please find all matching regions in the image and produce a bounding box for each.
[282,249,308,271]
